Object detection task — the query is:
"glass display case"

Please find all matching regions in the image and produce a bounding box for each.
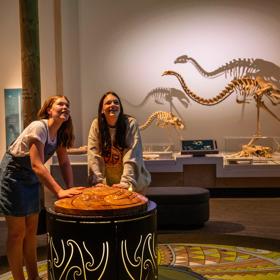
[223,136,280,165]
[142,142,176,160]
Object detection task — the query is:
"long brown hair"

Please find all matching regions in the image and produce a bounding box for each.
[98,91,129,155]
[37,95,74,148]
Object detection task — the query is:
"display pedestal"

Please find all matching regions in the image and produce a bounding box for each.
[47,201,157,280]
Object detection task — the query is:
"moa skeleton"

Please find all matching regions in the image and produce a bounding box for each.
[163,70,280,157]
[139,111,184,130]
[162,70,280,135]
[174,55,280,85]
[140,111,184,154]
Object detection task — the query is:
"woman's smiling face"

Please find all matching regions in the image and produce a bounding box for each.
[102,94,120,126]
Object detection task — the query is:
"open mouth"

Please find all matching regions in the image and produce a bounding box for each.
[109,109,118,114]
[60,110,70,117]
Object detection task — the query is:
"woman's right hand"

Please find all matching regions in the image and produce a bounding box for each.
[57,187,85,199]
[95,183,107,187]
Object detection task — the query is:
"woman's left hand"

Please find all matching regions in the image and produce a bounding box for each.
[57,187,85,199]
[112,183,132,191]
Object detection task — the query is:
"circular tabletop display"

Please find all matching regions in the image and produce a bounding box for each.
[54,185,148,216]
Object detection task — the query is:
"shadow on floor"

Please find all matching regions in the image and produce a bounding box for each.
[158,220,245,234]
[158,231,280,252]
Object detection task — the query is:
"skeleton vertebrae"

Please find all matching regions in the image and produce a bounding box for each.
[175,55,257,79]
[162,70,280,106]
[139,111,184,130]
[174,55,280,85]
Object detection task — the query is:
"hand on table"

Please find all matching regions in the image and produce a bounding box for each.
[95,183,107,188]
[57,187,85,199]
[112,183,133,191]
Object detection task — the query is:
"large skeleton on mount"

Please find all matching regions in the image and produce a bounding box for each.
[174,55,280,86]
[163,70,280,157]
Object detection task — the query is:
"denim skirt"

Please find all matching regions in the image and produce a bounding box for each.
[0,152,41,216]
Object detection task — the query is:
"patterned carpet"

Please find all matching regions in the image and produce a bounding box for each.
[158,243,280,280]
[1,243,280,279]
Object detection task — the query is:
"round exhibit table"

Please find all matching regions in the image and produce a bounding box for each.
[46,201,157,280]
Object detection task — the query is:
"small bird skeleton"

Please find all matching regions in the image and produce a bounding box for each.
[139,111,185,152]
[139,111,184,130]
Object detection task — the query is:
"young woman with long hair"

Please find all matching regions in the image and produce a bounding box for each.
[0,95,84,280]
[88,91,151,194]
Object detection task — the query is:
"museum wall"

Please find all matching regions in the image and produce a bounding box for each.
[1,0,280,157]
[0,0,82,157]
[77,0,280,151]
[0,0,57,157]
[0,0,21,157]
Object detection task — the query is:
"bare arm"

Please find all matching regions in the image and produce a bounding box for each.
[56,146,74,187]
[29,140,83,198]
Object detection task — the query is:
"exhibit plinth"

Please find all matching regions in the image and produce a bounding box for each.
[46,201,157,280]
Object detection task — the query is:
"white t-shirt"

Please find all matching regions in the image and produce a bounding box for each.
[9,120,57,157]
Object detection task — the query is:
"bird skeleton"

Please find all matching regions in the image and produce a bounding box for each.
[139,111,184,130]
[163,70,280,157]
[162,70,280,136]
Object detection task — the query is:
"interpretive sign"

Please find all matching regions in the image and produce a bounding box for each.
[4,88,22,148]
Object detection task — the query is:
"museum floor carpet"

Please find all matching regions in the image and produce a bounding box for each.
[158,243,280,280]
[1,243,279,280]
